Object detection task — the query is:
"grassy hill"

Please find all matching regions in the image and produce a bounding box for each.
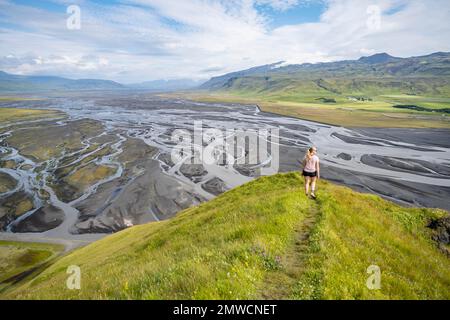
[0,241,64,292]
[3,173,449,300]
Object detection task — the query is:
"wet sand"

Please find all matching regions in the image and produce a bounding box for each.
[355,128,450,149]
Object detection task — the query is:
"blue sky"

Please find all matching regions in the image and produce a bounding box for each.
[0,0,449,83]
[3,0,326,31]
[256,1,325,28]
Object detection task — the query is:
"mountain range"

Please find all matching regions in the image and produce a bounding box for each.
[1,52,450,95]
[0,71,125,92]
[0,71,200,92]
[200,52,450,96]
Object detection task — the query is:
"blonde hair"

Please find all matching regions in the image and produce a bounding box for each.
[305,147,316,162]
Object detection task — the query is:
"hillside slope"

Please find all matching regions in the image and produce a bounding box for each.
[200,52,450,96]
[4,173,449,300]
[191,53,450,128]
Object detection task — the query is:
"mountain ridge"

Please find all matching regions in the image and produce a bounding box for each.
[199,52,450,92]
[358,52,399,64]
[0,71,126,92]
[2,51,450,94]
[0,72,201,92]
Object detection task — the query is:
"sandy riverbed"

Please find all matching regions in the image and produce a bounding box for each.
[1,93,449,248]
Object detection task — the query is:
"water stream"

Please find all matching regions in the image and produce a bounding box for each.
[1,95,449,248]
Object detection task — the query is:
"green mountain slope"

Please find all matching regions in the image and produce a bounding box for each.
[3,173,449,300]
[201,52,450,96]
[192,53,450,128]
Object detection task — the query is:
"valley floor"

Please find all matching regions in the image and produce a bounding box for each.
[0,98,449,300]
[170,92,450,128]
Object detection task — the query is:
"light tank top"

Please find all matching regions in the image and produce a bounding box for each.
[304,155,319,173]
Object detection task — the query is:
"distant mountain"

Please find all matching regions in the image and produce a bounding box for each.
[358,53,400,64]
[200,52,450,96]
[2,52,449,94]
[128,79,202,92]
[200,61,285,90]
[0,71,204,93]
[0,71,125,92]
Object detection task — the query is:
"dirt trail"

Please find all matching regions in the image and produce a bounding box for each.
[259,198,320,299]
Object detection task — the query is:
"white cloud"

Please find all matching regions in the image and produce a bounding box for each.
[0,0,449,82]
[0,53,111,76]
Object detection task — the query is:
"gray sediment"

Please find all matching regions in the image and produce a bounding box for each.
[1,94,450,249]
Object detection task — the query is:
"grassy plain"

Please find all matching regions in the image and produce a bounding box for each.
[0,107,64,126]
[168,92,450,128]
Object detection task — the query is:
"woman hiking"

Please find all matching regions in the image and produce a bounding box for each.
[302,146,320,199]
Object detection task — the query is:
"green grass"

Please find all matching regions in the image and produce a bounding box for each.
[166,92,450,128]
[52,162,117,203]
[0,241,64,292]
[3,173,449,300]
[0,97,41,102]
[175,73,450,128]
[0,107,64,125]
[293,186,449,299]
[5,118,103,162]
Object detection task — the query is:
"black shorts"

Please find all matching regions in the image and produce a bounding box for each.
[302,170,317,178]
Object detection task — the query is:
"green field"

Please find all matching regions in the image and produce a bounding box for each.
[380,94,450,110]
[3,173,449,300]
[185,61,450,128]
[0,241,64,292]
[0,107,65,127]
[172,91,450,128]
[0,97,41,102]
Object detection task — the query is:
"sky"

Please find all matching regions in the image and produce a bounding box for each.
[0,0,449,83]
